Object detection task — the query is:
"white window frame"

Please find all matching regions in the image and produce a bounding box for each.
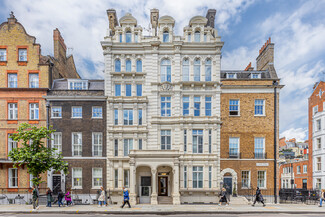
[254,99,265,116]
[254,137,265,159]
[257,170,266,189]
[8,134,17,158]
[92,132,103,157]
[51,132,62,155]
[72,168,82,189]
[251,73,261,79]
[123,139,133,156]
[8,73,17,88]
[192,130,203,154]
[242,170,251,189]
[18,48,27,61]
[316,178,322,190]
[71,106,82,118]
[226,73,236,79]
[0,48,6,61]
[317,137,322,149]
[92,106,103,119]
[72,132,82,157]
[8,103,18,120]
[123,109,133,125]
[192,166,203,189]
[297,166,301,174]
[29,103,39,120]
[51,106,62,118]
[8,168,18,188]
[229,137,240,158]
[313,106,318,115]
[68,80,88,90]
[92,168,103,189]
[303,165,307,173]
[316,119,322,131]
[229,99,240,116]
[124,169,130,188]
[161,130,171,150]
[317,157,322,171]
[29,73,39,88]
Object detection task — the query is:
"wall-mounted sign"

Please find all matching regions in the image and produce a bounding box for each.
[256,163,269,166]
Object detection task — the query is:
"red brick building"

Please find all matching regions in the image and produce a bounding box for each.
[279,160,310,189]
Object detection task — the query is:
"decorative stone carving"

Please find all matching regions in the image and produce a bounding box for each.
[160,83,173,91]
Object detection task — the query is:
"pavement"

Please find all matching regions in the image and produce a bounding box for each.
[1,203,325,214]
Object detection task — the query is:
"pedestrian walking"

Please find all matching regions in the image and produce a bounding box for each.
[252,187,266,207]
[319,189,325,207]
[218,187,229,206]
[120,187,131,208]
[32,186,39,210]
[98,186,106,207]
[65,189,72,206]
[57,189,64,207]
[46,187,53,207]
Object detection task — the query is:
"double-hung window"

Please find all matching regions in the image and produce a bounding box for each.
[205,59,211,81]
[160,59,171,82]
[254,137,265,159]
[72,168,82,188]
[194,97,200,116]
[0,48,6,61]
[136,60,142,72]
[8,168,18,188]
[229,137,239,158]
[115,84,121,96]
[194,59,201,81]
[123,110,133,125]
[126,59,131,72]
[29,73,39,88]
[257,171,266,188]
[317,138,322,149]
[138,109,142,125]
[123,139,133,156]
[29,103,39,120]
[72,132,82,156]
[317,157,322,171]
[229,100,239,116]
[114,139,118,156]
[92,132,103,157]
[92,168,102,188]
[313,106,318,115]
[72,106,82,118]
[192,166,203,188]
[183,96,189,116]
[51,106,62,118]
[124,170,130,188]
[92,106,102,118]
[52,132,62,154]
[8,103,18,120]
[115,59,121,72]
[182,59,189,81]
[8,73,17,88]
[69,80,88,90]
[18,48,27,61]
[317,119,322,131]
[297,166,301,174]
[125,84,132,96]
[161,130,171,150]
[8,134,17,155]
[136,84,142,96]
[161,96,171,117]
[255,99,265,116]
[114,109,118,125]
[242,171,250,188]
[205,97,211,116]
[303,165,307,173]
[192,130,203,153]
[317,178,322,190]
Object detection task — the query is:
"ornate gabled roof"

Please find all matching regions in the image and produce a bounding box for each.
[119,13,137,26]
[189,16,208,26]
[158,15,175,27]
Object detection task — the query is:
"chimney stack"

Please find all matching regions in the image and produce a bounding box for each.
[150,9,159,36]
[206,9,216,28]
[256,37,274,71]
[53,28,67,59]
[107,9,118,36]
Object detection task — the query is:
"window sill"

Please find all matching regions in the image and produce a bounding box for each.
[17,61,28,66]
[51,117,62,119]
[0,61,7,66]
[72,187,83,190]
[241,187,251,189]
[71,117,82,119]
[28,120,39,124]
[254,115,266,117]
[229,115,240,117]
[92,187,101,190]
[92,117,103,119]
[7,120,18,124]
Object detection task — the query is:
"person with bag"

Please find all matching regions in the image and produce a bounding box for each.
[65,189,72,206]
[46,187,53,207]
[319,189,325,207]
[252,187,266,207]
[31,186,39,210]
[57,189,64,207]
[120,187,131,208]
[218,187,229,206]
[98,186,106,207]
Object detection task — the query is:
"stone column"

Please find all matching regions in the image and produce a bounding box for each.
[129,158,136,205]
[151,169,158,204]
[172,161,181,204]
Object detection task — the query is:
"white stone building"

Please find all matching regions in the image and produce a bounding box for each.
[101,9,223,204]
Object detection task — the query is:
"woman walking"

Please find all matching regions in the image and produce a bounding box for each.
[218,187,229,206]
[57,189,64,207]
[319,189,325,207]
[65,189,72,206]
[252,187,266,207]
[46,187,53,207]
[120,187,131,208]
[98,186,106,207]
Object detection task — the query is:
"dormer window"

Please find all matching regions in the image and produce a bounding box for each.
[194,31,200,42]
[125,31,131,43]
[163,31,169,42]
[227,73,236,79]
[251,73,261,79]
[68,80,88,90]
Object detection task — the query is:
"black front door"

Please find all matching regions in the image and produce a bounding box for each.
[52,175,61,195]
[223,177,232,195]
[302,179,307,189]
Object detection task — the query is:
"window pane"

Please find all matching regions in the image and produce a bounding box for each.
[29,74,39,88]
[126,31,131,43]
[115,59,121,72]
[126,60,131,72]
[8,74,17,88]
[126,84,132,96]
[163,31,169,42]
[194,31,200,42]
[136,84,142,96]
[182,59,189,81]
[136,60,142,72]
[115,84,121,96]
[194,59,200,81]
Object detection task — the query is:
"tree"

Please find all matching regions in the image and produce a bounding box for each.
[8,123,68,187]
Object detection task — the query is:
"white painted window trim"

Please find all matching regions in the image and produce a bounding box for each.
[51,106,62,119]
[71,106,82,118]
[72,168,83,189]
[92,132,103,157]
[92,106,103,119]
[92,167,103,189]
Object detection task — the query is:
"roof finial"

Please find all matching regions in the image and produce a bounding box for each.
[10,11,15,19]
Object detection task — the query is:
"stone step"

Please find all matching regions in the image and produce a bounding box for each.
[158,196,173,204]
[229,196,249,205]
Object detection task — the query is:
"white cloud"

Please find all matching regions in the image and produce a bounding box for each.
[280,128,308,143]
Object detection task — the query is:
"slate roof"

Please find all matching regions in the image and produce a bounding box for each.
[52,79,104,90]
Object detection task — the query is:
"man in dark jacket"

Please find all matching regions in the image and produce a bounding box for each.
[252,187,266,206]
[32,186,39,210]
[120,187,131,208]
[57,189,64,207]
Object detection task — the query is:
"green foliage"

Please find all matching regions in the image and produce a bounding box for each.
[8,123,68,187]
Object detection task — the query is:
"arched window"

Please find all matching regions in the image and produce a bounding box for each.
[160,59,171,82]
[182,59,189,81]
[194,58,201,81]
[125,30,131,43]
[205,59,212,81]
[126,59,131,72]
[136,60,142,72]
[194,31,200,42]
[163,31,169,42]
[115,59,121,72]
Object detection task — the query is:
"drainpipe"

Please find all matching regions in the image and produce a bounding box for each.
[46,101,50,148]
[273,80,278,203]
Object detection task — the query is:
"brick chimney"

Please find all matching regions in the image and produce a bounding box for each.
[206,9,216,28]
[256,37,274,71]
[107,9,118,36]
[53,28,67,60]
[150,9,159,36]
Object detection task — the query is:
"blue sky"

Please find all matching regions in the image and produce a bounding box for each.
[0,0,324,141]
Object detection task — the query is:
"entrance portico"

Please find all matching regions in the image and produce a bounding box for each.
[129,150,181,205]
